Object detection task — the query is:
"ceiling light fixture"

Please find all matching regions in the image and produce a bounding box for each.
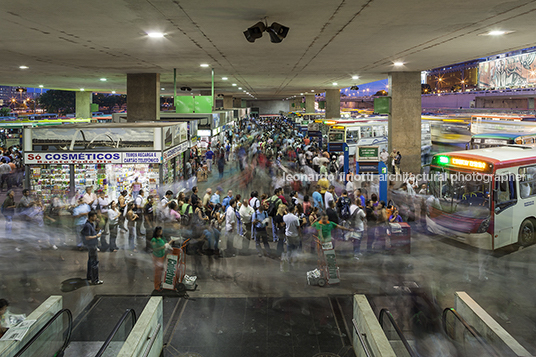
[112,91,116,94]
[352,75,359,80]
[393,61,404,66]
[488,30,506,36]
[222,77,228,80]
[38,85,44,88]
[80,88,85,91]
[200,64,210,67]
[147,32,165,38]
[332,82,338,86]
[100,78,107,81]
[232,83,237,86]
[161,88,165,90]
[238,87,242,90]
[19,66,29,69]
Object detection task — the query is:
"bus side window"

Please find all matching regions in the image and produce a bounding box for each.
[519,166,536,198]
[498,176,517,203]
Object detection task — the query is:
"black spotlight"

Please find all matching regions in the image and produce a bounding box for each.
[350,85,359,91]
[267,22,289,43]
[243,21,266,43]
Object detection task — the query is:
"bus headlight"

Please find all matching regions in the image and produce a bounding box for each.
[477,218,490,233]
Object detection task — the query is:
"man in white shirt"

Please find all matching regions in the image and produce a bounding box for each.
[134,189,146,239]
[324,185,335,209]
[0,159,12,191]
[379,148,389,166]
[283,206,301,263]
[82,187,97,206]
[349,203,366,259]
[203,188,212,206]
[239,199,255,241]
[224,198,238,256]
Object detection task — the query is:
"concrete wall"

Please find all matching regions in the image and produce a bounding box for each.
[0,296,63,357]
[422,93,476,109]
[246,100,289,115]
[475,97,529,109]
[353,294,396,357]
[454,292,531,357]
[126,73,160,122]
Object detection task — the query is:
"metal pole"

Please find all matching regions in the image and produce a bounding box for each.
[211,68,215,111]
[173,68,177,111]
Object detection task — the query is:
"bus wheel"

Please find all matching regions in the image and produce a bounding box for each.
[519,219,536,246]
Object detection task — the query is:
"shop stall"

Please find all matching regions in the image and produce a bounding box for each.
[23,122,189,202]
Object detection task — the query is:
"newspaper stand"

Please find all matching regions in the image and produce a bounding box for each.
[162,239,190,291]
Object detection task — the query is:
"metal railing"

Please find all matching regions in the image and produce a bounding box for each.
[442,308,500,357]
[351,318,372,357]
[379,309,417,357]
[14,308,73,357]
[95,309,137,357]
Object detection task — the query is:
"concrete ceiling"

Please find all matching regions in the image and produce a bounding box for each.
[1,0,536,99]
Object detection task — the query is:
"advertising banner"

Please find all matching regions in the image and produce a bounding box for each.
[163,141,189,161]
[123,152,161,164]
[24,152,162,165]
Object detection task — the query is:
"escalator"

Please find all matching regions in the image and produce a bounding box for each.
[376,305,503,356]
[13,308,137,357]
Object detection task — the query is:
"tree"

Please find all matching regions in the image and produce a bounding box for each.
[373,90,388,96]
[93,93,127,111]
[0,107,11,116]
[37,90,75,115]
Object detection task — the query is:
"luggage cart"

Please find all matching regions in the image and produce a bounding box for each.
[307,238,340,287]
[162,239,190,291]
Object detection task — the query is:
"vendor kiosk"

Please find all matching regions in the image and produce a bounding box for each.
[355,146,388,202]
[23,122,190,202]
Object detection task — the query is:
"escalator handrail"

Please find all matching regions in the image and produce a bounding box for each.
[94,308,137,357]
[442,307,500,357]
[379,308,417,357]
[351,318,372,357]
[14,308,73,357]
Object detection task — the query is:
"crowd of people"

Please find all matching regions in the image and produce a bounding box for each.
[0,116,423,290]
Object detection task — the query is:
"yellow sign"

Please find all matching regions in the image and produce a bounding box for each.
[451,158,487,170]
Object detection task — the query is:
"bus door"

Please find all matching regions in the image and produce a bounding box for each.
[493,169,517,248]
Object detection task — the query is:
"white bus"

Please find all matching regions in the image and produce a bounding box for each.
[427,146,536,250]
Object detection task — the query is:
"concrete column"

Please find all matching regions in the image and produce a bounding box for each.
[75,91,92,119]
[305,93,315,113]
[223,95,233,109]
[388,71,421,174]
[233,98,241,108]
[325,89,340,119]
[126,73,160,122]
[528,97,535,110]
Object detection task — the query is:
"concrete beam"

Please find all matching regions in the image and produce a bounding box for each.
[305,93,315,113]
[325,89,340,119]
[223,95,233,109]
[75,91,92,119]
[454,291,531,357]
[388,71,421,174]
[353,294,396,357]
[126,73,160,122]
[118,296,163,357]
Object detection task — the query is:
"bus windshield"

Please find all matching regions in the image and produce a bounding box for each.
[428,167,491,219]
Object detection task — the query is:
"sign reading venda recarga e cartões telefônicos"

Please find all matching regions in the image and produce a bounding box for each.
[24,152,162,165]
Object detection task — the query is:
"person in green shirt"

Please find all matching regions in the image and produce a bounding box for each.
[312,213,352,243]
[151,226,169,291]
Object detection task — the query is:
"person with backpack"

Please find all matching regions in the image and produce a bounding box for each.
[266,188,283,242]
[222,190,233,211]
[337,190,352,222]
[249,191,260,211]
[252,203,270,257]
